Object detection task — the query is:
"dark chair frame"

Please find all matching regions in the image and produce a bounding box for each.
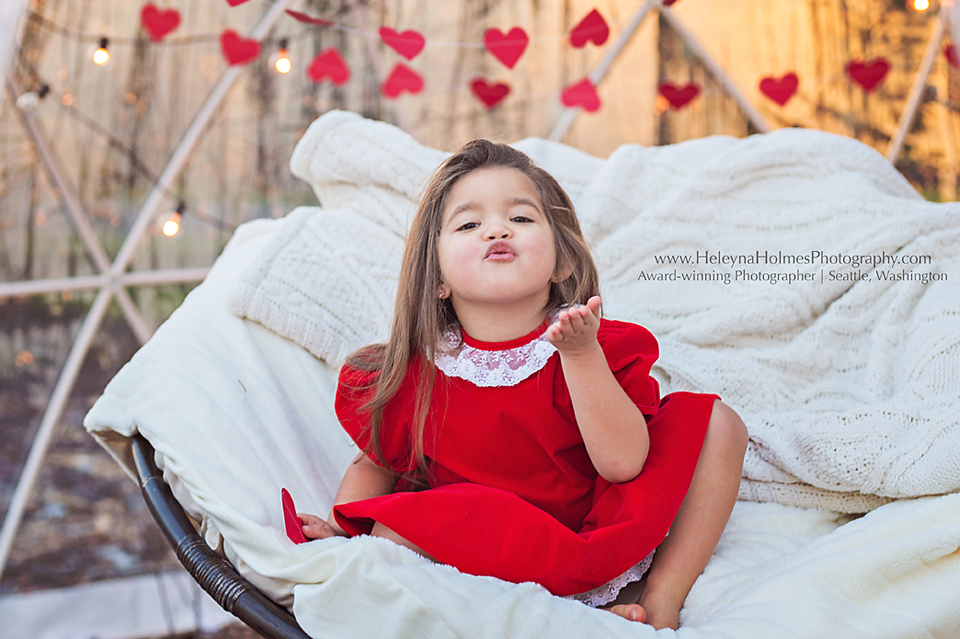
[131,433,312,639]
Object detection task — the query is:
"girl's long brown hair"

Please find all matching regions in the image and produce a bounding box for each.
[342,139,601,489]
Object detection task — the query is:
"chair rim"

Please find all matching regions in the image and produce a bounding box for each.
[130,433,313,639]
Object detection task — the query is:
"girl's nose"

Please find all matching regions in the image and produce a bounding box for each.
[486,223,511,239]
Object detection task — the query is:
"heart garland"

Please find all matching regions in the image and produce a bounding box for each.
[945,44,959,70]
[570,9,609,48]
[659,82,699,109]
[153,5,931,117]
[380,27,426,61]
[285,9,333,26]
[382,63,425,98]
[471,78,510,109]
[846,58,890,93]
[759,72,799,106]
[484,27,529,69]
[308,48,350,85]
[220,30,260,66]
[561,78,600,112]
[140,4,180,43]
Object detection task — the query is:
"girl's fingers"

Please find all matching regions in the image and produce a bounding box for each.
[303,521,334,539]
[548,319,570,342]
[548,303,603,346]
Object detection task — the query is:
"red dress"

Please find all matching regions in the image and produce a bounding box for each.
[333,312,719,598]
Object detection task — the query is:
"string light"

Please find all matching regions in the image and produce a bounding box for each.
[92,37,110,65]
[15,56,237,235]
[161,202,184,237]
[15,84,48,113]
[911,0,930,11]
[272,38,291,74]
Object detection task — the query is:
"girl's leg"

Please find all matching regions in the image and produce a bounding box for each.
[609,399,747,628]
[370,521,438,562]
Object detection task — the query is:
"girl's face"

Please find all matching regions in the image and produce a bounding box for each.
[437,167,558,313]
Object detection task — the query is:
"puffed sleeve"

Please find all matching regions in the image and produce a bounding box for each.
[596,319,661,419]
[334,361,416,475]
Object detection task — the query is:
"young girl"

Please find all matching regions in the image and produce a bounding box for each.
[299,139,748,630]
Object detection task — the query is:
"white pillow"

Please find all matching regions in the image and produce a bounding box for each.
[228,207,404,366]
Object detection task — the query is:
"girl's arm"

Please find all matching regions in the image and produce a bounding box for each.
[546,296,650,484]
[300,451,398,539]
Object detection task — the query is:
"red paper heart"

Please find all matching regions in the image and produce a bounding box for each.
[471,78,510,109]
[484,27,529,70]
[225,0,250,6]
[659,82,699,109]
[561,78,600,112]
[759,72,799,106]
[945,44,959,70]
[141,4,180,43]
[220,30,260,66]
[285,9,333,26]
[308,48,350,85]
[846,58,889,93]
[379,27,426,61]
[281,489,308,545]
[382,63,424,98]
[570,9,609,48]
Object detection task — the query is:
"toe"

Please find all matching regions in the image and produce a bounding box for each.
[607,603,647,623]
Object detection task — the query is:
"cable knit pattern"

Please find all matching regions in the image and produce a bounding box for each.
[230,109,960,514]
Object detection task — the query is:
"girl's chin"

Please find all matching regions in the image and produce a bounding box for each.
[453,291,551,306]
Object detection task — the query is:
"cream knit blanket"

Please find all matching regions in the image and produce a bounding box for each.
[230,110,960,514]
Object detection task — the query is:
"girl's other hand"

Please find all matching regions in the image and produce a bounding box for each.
[546,295,602,358]
[299,512,347,539]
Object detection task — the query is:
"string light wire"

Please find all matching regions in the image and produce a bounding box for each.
[14,55,237,234]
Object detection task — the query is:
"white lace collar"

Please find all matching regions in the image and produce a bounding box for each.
[434,307,566,388]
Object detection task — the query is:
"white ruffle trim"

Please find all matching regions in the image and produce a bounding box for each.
[434,307,567,388]
[563,550,655,608]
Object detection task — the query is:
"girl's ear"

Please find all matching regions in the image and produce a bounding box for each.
[552,252,576,283]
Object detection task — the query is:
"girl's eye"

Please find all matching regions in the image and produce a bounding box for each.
[455,216,531,231]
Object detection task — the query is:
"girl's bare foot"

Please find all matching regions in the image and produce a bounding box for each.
[604,603,647,623]
[638,591,681,630]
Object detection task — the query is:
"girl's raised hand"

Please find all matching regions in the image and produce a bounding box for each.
[545,295,602,358]
[299,512,347,539]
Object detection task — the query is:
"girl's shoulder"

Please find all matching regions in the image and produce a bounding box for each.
[337,344,425,393]
[338,344,386,388]
[596,317,659,359]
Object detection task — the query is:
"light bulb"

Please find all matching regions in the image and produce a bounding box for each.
[162,217,180,236]
[93,38,110,65]
[16,92,39,113]
[16,83,50,113]
[912,0,930,10]
[272,38,291,74]
[161,203,185,237]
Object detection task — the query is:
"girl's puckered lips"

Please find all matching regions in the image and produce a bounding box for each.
[485,240,515,258]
